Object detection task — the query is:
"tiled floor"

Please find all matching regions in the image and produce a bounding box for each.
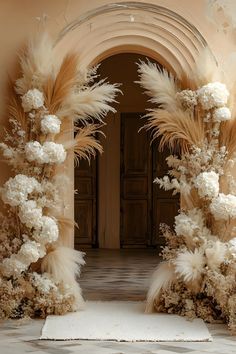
[79,248,160,301]
[1,249,236,354]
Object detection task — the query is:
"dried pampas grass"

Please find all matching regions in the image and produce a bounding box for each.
[57,81,121,124]
[144,109,204,152]
[137,61,180,112]
[63,124,103,165]
[15,32,55,95]
[44,53,78,114]
[145,262,175,313]
[41,246,85,310]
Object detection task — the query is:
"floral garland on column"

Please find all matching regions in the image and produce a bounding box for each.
[138,52,236,332]
[0,32,119,318]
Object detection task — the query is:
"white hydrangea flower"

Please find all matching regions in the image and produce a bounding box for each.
[25,141,46,164]
[175,208,204,238]
[18,240,44,264]
[34,216,59,244]
[41,115,61,135]
[210,193,236,220]
[18,200,43,228]
[1,174,41,207]
[213,107,231,122]
[197,82,229,110]
[21,88,44,112]
[25,141,67,164]
[1,256,27,277]
[30,272,57,293]
[43,142,67,164]
[194,171,219,199]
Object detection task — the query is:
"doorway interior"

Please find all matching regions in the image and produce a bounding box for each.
[74,53,179,250]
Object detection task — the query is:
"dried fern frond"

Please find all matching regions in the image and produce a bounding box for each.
[144,109,205,152]
[57,81,121,123]
[220,118,236,157]
[63,124,103,165]
[137,61,180,112]
[44,53,79,114]
[15,32,55,95]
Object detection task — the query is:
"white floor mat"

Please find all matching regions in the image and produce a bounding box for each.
[40,301,212,342]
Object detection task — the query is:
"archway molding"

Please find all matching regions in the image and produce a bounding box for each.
[54,2,211,246]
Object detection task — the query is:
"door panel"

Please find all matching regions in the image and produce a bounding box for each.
[74,158,97,249]
[120,112,152,247]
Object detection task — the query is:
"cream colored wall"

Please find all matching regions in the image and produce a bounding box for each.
[0,0,236,247]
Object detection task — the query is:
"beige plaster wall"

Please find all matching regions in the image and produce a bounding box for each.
[0,0,236,247]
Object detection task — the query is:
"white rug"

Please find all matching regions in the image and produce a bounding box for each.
[40,301,212,342]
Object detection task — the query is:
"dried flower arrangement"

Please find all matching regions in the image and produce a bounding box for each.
[138,51,236,332]
[0,32,119,319]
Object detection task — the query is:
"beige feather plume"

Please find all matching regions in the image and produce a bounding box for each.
[146,262,175,313]
[8,90,28,133]
[220,118,236,158]
[57,81,121,123]
[15,32,55,95]
[41,246,85,310]
[144,108,205,152]
[63,124,103,165]
[137,61,180,112]
[44,53,79,114]
[57,216,79,246]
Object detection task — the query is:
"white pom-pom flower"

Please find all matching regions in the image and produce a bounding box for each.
[25,141,46,164]
[210,193,236,220]
[174,208,204,238]
[1,256,27,277]
[1,174,41,207]
[41,115,61,135]
[213,107,231,122]
[18,200,43,228]
[197,82,229,110]
[43,142,67,164]
[34,216,59,244]
[25,141,67,164]
[18,240,45,264]
[174,249,205,282]
[21,89,44,112]
[194,171,219,199]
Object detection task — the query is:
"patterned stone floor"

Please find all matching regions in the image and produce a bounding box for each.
[79,248,160,301]
[1,249,236,354]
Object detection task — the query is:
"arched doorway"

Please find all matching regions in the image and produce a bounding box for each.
[53,2,211,248]
[74,53,179,250]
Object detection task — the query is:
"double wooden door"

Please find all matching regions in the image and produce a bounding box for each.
[120,112,179,247]
[74,112,179,248]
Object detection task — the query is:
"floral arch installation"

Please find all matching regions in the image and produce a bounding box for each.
[3,1,236,334]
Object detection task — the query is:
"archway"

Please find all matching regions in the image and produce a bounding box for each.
[53,2,211,248]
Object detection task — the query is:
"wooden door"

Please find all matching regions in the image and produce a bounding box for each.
[74,158,97,249]
[120,112,152,247]
[120,113,179,248]
[152,139,180,246]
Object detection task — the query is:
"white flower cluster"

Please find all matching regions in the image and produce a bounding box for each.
[175,208,204,239]
[194,171,219,199]
[25,141,66,164]
[1,239,45,277]
[21,89,44,112]
[197,82,229,110]
[29,272,57,293]
[33,216,59,244]
[210,193,236,220]
[213,107,231,122]
[41,115,61,135]
[176,89,197,110]
[1,174,41,207]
